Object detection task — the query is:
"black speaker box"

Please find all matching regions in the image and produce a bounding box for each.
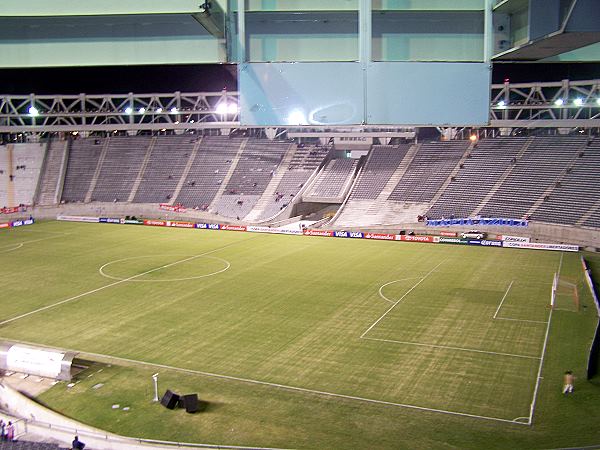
[160,390,180,409]
[179,393,199,413]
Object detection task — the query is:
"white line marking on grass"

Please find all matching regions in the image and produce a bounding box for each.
[0,243,24,253]
[528,252,562,426]
[99,255,230,282]
[0,337,529,426]
[362,336,540,360]
[361,261,445,338]
[493,281,514,319]
[378,278,423,303]
[0,239,245,326]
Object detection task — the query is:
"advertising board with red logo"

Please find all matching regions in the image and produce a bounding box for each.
[398,235,435,243]
[166,221,195,228]
[364,232,396,240]
[303,229,334,237]
[143,219,167,227]
[0,222,10,229]
[440,231,457,237]
[220,224,247,232]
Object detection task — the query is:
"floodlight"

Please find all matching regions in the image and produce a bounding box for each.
[227,103,238,114]
[28,106,39,117]
[216,102,228,115]
[597,98,600,105]
[170,107,178,114]
[497,100,506,108]
[469,134,478,142]
[138,107,146,114]
[573,98,583,107]
[156,108,163,113]
[287,109,307,125]
[554,98,564,106]
[125,107,133,115]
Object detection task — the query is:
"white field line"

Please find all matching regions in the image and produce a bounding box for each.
[0,240,245,326]
[362,336,541,360]
[0,337,529,426]
[528,252,563,425]
[492,280,548,324]
[0,233,69,250]
[0,243,24,253]
[361,260,445,338]
[493,281,514,319]
[378,278,423,303]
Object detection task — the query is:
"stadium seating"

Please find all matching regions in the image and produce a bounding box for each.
[350,145,409,200]
[61,138,106,203]
[305,158,358,200]
[90,136,151,202]
[133,135,197,203]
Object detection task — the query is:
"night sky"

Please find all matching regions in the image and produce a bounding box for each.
[1,62,599,95]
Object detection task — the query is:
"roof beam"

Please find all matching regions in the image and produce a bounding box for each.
[0,0,206,17]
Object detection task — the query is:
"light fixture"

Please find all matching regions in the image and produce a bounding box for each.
[287,109,307,125]
[156,107,163,113]
[125,107,133,115]
[497,100,506,108]
[554,98,564,106]
[28,106,39,116]
[573,98,583,107]
[138,107,146,114]
[469,134,478,142]
[597,98,600,105]
[170,107,178,114]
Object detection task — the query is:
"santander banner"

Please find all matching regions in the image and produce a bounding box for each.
[364,232,396,240]
[166,221,195,228]
[303,229,334,237]
[220,224,247,232]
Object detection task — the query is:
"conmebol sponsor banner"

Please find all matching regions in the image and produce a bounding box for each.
[303,229,334,237]
[440,231,457,237]
[364,232,396,240]
[57,215,100,223]
[503,242,579,252]
[194,223,220,230]
[0,222,10,229]
[247,226,303,235]
[166,221,195,228]
[399,235,435,243]
[220,224,247,232]
[438,237,468,244]
[500,235,530,243]
[122,219,143,225]
[143,219,166,227]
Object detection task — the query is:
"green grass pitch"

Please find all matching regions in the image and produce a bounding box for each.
[1,221,599,449]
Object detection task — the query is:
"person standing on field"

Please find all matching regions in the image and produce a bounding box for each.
[563,370,575,394]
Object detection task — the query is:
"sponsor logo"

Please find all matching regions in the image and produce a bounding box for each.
[123,219,143,225]
[501,235,530,243]
[247,226,303,235]
[349,232,364,238]
[0,223,10,229]
[144,220,166,227]
[208,223,220,230]
[11,220,24,227]
[440,231,457,237]
[438,237,468,244]
[167,221,194,228]
[221,224,247,232]
[334,231,348,238]
[503,242,578,252]
[365,233,396,240]
[23,219,34,225]
[99,218,121,224]
[303,229,334,237]
[400,235,434,243]
[480,240,502,247]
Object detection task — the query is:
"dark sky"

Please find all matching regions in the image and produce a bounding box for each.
[0,62,599,95]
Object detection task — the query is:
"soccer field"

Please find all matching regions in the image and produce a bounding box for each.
[0,221,598,449]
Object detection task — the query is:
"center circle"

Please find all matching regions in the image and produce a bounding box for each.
[99,255,230,282]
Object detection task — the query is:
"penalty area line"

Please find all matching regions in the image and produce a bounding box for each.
[0,337,529,426]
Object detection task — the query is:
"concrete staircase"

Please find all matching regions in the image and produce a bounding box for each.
[170,137,203,204]
[84,138,110,203]
[128,137,156,202]
[208,138,248,210]
[244,143,296,221]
